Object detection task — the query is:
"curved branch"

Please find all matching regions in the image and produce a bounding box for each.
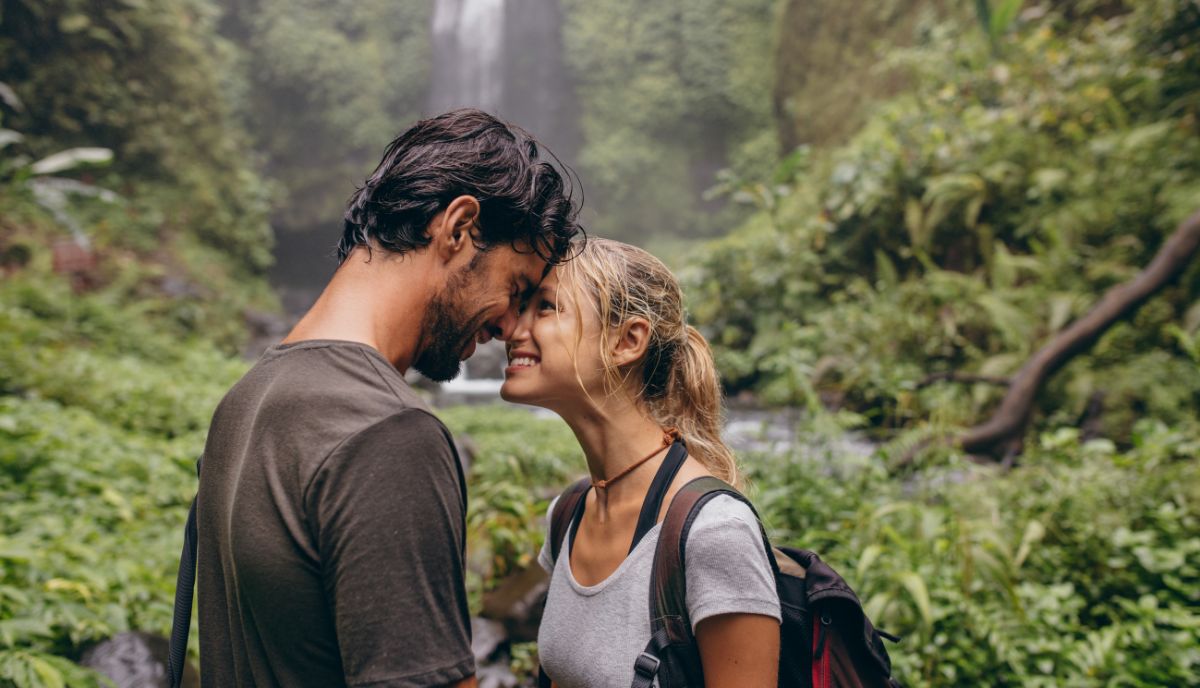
[958,209,1200,456]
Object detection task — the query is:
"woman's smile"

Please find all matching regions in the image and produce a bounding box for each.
[505,350,541,374]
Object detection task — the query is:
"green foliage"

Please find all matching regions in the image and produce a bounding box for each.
[692,0,1200,442]
[2,2,1197,686]
[772,0,962,150]
[0,269,242,684]
[746,420,1200,685]
[0,397,202,680]
[0,210,257,687]
[0,276,251,435]
[561,0,778,241]
[0,9,273,677]
[0,650,113,688]
[439,404,582,595]
[0,0,275,274]
[216,0,432,231]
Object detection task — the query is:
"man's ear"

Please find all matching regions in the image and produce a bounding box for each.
[611,317,652,369]
[431,195,481,264]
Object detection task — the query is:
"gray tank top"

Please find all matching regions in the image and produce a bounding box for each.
[536,494,781,688]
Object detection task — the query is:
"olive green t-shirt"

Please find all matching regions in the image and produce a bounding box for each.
[196,340,472,687]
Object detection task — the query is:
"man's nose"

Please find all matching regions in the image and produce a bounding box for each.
[494,302,532,343]
[491,304,520,342]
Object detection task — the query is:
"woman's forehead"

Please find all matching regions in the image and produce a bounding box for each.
[540,268,563,291]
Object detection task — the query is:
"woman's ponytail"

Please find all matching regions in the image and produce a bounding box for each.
[656,326,740,488]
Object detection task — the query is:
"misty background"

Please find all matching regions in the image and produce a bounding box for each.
[206,0,948,319]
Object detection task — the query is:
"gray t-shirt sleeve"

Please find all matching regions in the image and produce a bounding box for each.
[306,410,473,687]
[684,495,782,631]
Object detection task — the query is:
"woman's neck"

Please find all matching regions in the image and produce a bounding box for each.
[562,398,669,522]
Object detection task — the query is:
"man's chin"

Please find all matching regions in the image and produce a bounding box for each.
[412,355,463,384]
[412,335,478,383]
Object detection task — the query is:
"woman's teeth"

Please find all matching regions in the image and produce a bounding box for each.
[510,357,538,367]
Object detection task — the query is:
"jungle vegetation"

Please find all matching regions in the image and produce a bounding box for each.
[0,0,1197,685]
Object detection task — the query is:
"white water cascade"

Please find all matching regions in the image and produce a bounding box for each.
[425,0,578,404]
[429,0,507,115]
[428,0,510,403]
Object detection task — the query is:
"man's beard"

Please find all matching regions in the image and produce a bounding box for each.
[412,258,488,382]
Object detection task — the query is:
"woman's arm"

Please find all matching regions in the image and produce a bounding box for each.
[695,612,780,687]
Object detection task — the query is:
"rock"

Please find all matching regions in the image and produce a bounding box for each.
[472,616,509,664]
[78,631,198,688]
[241,308,294,359]
[472,617,521,688]
[477,662,520,688]
[481,562,550,643]
[158,275,207,300]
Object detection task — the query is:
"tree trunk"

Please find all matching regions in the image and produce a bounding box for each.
[959,209,1200,457]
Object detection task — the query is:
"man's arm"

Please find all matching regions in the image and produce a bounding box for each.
[307,410,475,687]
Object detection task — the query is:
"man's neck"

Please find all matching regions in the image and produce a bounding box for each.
[282,248,434,371]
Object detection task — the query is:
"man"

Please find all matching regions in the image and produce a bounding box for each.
[196,109,582,687]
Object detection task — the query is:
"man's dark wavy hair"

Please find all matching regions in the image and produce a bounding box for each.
[338,109,583,265]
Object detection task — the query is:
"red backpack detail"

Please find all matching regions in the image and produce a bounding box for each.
[637,476,902,688]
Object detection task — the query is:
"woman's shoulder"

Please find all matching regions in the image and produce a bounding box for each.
[680,493,781,627]
[692,492,758,520]
[683,493,764,550]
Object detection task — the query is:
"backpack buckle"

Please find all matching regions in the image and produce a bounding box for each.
[633,651,661,678]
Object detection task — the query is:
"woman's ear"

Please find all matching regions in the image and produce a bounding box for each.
[611,317,652,368]
[432,195,481,264]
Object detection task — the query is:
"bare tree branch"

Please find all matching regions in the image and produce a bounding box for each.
[958,209,1200,457]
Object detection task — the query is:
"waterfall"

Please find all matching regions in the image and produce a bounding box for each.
[427,0,579,161]
[429,0,507,115]
[426,0,580,403]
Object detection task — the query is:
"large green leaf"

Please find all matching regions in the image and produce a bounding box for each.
[28,148,113,176]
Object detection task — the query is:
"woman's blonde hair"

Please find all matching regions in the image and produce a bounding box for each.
[557,238,740,487]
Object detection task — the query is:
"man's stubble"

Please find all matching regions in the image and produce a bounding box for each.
[412,251,492,383]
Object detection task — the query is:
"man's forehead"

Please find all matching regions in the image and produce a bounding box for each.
[507,242,550,283]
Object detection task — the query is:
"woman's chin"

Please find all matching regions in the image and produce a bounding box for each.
[500,381,552,410]
[498,381,524,404]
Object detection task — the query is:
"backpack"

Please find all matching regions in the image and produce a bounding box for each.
[540,443,901,688]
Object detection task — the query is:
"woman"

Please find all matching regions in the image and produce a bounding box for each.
[500,238,780,687]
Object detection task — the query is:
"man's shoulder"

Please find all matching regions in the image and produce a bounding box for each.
[229,340,427,417]
[206,340,439,470]
[306,408,465,511]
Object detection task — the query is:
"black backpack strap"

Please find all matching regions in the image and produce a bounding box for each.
[636,476,779,688]
[548,477,591,565]
[631,626,672,688]
[168,457,202,688]
[629,439,687,554]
